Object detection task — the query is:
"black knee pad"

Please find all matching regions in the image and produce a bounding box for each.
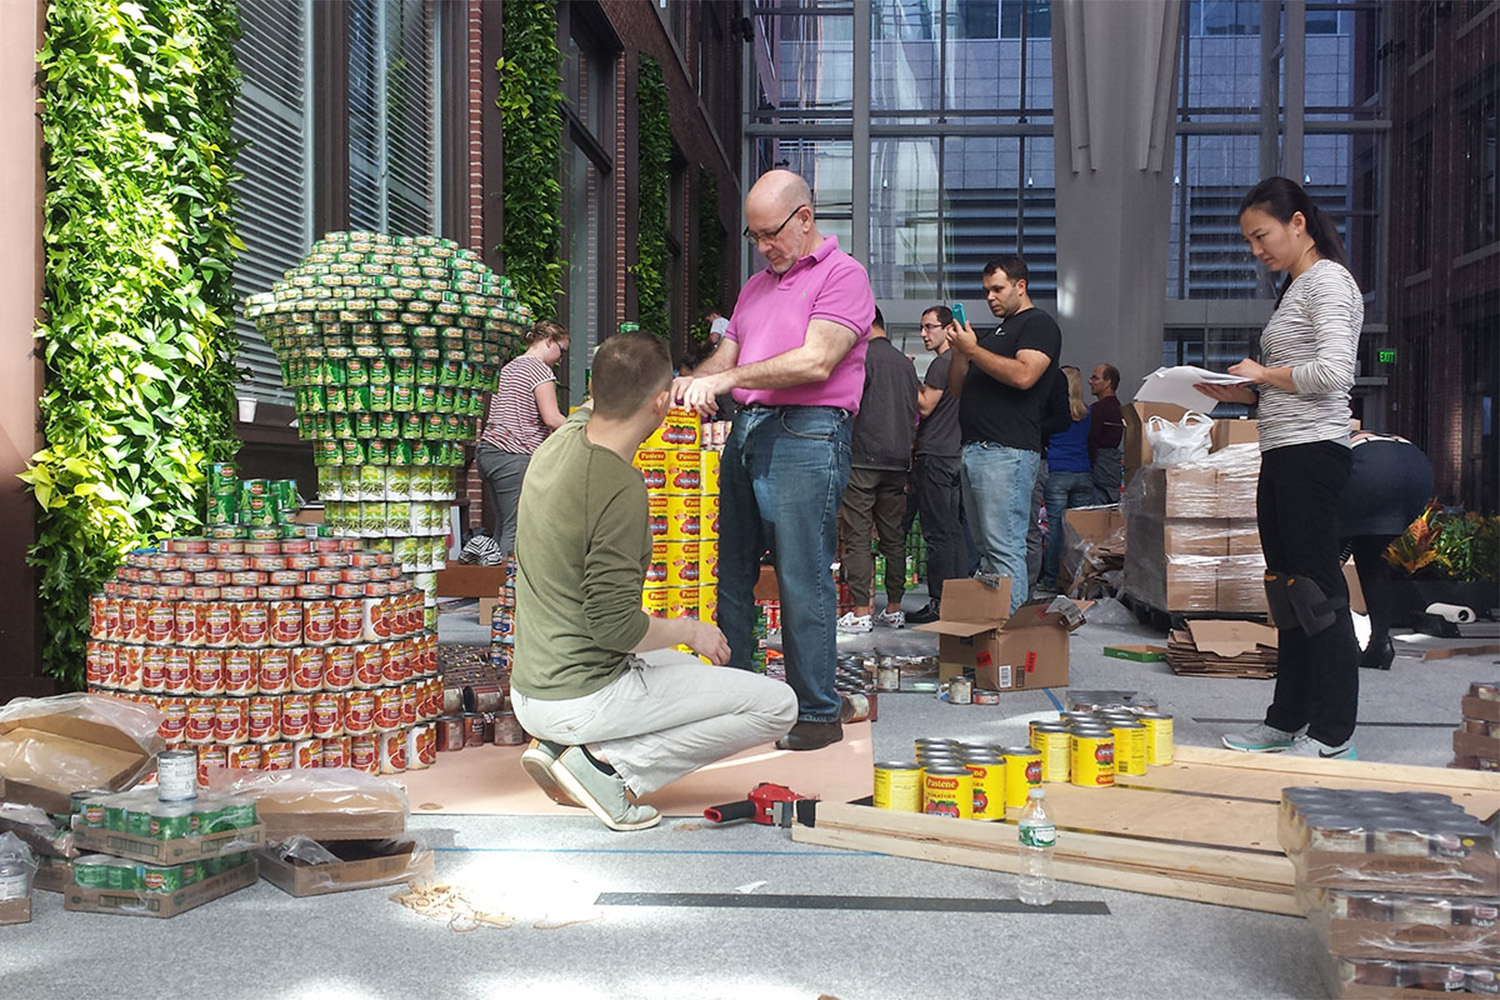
[1265,571,1345,635]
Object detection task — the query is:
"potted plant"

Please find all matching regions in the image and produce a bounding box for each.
[1383,501,1500,621]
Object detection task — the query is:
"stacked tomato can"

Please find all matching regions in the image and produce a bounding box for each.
[633,408,720,624]
[84,535,441,778]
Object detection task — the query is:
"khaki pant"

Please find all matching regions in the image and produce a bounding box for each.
[510,650,798,796]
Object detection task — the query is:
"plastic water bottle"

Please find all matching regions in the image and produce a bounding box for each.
[1017,787,1056,906]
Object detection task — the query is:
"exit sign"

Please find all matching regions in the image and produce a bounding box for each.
[1378,349,1397,364]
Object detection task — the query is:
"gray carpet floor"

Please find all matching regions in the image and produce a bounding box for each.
[4,590,1497,1000]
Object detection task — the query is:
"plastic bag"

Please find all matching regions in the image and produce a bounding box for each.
[0,831,38,900]
[0,802,75,859]
[1146,411,1213,467]
[266,834,434,894]
[205,766,410,816]
[0,693,165,798]
[1080,596,1136,626]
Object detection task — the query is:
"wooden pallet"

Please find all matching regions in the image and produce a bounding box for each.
[793,747,1500,915]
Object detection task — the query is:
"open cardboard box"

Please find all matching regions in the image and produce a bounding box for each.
[434,564,506,599]
[65,857,258,919]
[255,786,409,842]
[913,579,1085,692]
[258,838,432,897]
[0,710,159,816]
[0,897,31,925]
[1121,401,1260,482]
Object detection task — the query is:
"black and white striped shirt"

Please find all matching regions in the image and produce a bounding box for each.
[1256,258,1363,451]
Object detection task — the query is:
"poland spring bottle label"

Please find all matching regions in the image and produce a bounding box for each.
[1020,820,1056,849]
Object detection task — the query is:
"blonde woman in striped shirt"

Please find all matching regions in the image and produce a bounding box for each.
[1199,177,1364,760]
[477,320,570,556]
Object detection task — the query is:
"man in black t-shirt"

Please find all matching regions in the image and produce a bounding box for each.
[946,257,1061,614]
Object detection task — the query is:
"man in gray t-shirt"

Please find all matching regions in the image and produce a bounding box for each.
[906,306,964,625]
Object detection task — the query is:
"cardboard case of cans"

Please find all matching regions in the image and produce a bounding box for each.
[1279,788,1500,997]
[244,231,531,586]
[635,408,720,626]
[86,535,442,779]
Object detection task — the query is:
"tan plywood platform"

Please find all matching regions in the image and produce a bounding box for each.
[793,746,1500,915]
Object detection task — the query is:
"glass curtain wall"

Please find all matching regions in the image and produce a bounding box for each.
[746,0,1385,366]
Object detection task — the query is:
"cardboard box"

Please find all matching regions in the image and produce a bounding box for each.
[434,564,505,599]
[477,597,499,626]
[257,838,432,897]
[1312,909,1500,965]
[1102,645,1169,662]
[914,580,1081,692]
[0,897,31,925]
[33,856,71,894]
[1211,418,1259,451]
[1122,402,1262,483]
[256,788,408,842]
[1463,696,1500,725]
[1453,730,1500,764]
[1062,507,1126,554]
[0,710,159,816]
[72,823,265,865]
[64,857,258,918]
[1279,808,1499,896]
[1218,572,1269,615]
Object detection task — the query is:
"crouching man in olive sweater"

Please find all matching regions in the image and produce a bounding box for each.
[509,330,797,831]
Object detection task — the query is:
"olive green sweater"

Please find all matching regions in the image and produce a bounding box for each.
[511,410,652,700]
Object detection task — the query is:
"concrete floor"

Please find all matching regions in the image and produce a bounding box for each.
[3,588,1497,1000]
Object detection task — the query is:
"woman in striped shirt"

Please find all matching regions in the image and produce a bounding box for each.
[477,320,570,555]
[1199,177,1364,760]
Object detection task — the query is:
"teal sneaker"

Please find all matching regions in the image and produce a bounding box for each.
[1285,735,1358,760]
[1222,722,1303,753]
[549,746,661,832]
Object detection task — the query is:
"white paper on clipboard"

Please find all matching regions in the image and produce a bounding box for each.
[1134,365,1253,412]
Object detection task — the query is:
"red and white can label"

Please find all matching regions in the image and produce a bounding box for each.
[344,690,375,735]
[354,644,386,687]
[202,602,233,647]
[378,729,407,774]
[324,646,356,691]
[214,697,249,745]
[247,695,281,743]
[262,741,294,770]
[234,601,270,647]
[349,734,378,774]
[304,601,336,645]
[321,735,351,769]
[197,744,227,782]
[157,697,188,741]
[268,601,303,646]
[191,648,225,696]
[280,693,313,740]
[292,738,323,769]
[257,648,292,694]
[145,601,175,644]
[223,649,257,695]
[184,698,218,744]
[173,603,202,648]
[399,682,418,727]
[382,641,408,684]
[227,743,263,770]
[335,599,364,643]
[373,686,402,732]
[291,647,326,693]
[310,691,343,739]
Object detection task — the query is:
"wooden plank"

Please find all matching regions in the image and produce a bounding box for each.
[1007,781,1283,852]
[796,803,1300,915]
[1172,745,1500,797]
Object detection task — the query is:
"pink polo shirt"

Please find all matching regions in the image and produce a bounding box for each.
[723,236,875,414]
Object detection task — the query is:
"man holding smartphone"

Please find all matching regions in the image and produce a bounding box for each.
[945,257,1061,614]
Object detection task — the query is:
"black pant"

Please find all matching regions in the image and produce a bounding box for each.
[913,453,963,603]
[1259,442,1359,745]
[1346,534,1399,647]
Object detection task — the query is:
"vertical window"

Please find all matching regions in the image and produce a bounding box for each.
[1463,90,1498,252]
[561,21,617,402]
[1408,127,1433,271]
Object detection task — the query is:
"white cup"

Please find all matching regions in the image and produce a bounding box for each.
[237,397,258,423]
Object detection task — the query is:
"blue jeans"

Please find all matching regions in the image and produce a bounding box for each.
[961,442,1041,615]
[1042,468,1097,590]
[718,405,852,723]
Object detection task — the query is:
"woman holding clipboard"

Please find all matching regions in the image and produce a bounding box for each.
[1198,177,1364,760]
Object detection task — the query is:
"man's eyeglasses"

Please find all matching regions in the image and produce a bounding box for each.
[920,323,945,331]
[743,205,807,245]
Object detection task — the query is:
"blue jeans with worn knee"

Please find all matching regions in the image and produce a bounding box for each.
[961,442,1041,615]
[1042,468,1098,590]
[717,405,852,723]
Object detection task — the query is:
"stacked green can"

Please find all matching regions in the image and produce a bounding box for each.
[245,231,529,621]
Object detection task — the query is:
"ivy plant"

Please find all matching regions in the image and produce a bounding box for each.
[633,55,671,340]
[690,166,725,343]
[23,0,243,688]
[496,0,564,322]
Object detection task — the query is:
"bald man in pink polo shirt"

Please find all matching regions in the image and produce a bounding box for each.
[676,170,875,752]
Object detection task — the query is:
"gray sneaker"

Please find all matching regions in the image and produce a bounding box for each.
[1285,735,1358,760]
[548,746,661,832]
[520,739,580,808]
[1221,722,1304,753]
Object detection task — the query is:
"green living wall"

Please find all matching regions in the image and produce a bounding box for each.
[634,55,671,341]
[24,0,243,687]
[496,0,563,323]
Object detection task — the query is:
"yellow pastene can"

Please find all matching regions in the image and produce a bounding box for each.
[1070,729,1116,788]
[873,762,923,812]
[963,758,1006,820]
[1001,746,1042,809]
[1030,722,1072,783]
[1111,721,1148,777]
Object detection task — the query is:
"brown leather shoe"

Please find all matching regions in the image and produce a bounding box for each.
[775,719,844,751]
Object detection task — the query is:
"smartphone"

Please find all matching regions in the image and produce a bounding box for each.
[950,302,967,327]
